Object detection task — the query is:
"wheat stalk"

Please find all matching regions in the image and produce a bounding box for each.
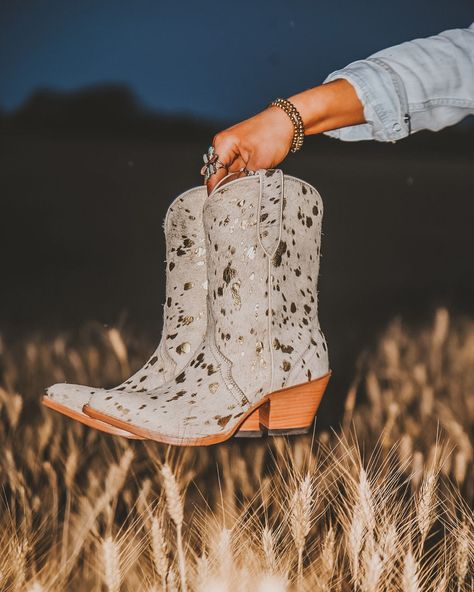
[348,503,364,586]
[357,468,375,533]
[261,525,277,574]
[361,548,383,592]
[161,463,187,592]
[402,550,419,592]
[455,519,470,590]
[319,525,336,590]
[416,469,437,550]
[194,553,211,592]
[289,473,313,585]
[102,536,121,592]
[214,527,232,580]
[165,568,177,592]
[12,539,28,591]
[150,516,168,591]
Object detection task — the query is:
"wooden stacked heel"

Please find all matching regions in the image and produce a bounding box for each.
[236,371,331,437]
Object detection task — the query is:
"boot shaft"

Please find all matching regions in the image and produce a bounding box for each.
[158,187,208,374]
[203,170,328,403]
[122,185,208,390]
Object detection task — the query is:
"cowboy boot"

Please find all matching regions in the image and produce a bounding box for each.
[42,185,208,437]
[84,169,330,445]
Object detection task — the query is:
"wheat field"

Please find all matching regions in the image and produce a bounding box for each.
[0,308,472,591]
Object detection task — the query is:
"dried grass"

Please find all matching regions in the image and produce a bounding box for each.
[0,308,472,590]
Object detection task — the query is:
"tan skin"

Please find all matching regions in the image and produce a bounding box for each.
[205,79,365,195]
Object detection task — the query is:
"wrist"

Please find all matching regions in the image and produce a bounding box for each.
[267,98,305,152]
[287,86,331,135]
[266,104,298,147]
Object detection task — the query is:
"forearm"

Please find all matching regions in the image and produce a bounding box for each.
[287,79,365,135]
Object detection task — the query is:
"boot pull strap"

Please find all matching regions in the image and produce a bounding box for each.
[257,168,285,257]
[208,167,256,197]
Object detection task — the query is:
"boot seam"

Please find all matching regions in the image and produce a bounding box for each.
[256,169,285,395]
[207,297,251,407]
[160,207,181,375]
[267,257,274,393]
[256,169,285,259]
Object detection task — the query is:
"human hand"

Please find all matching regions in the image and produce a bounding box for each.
[205,105,295,195]
[204,80,365,195]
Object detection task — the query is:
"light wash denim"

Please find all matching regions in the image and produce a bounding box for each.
[323,22,474,142]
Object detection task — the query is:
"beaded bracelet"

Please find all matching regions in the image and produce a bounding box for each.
[268,97,305,153]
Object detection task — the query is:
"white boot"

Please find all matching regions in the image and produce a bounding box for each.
[85,169,330,445]
[43,185,208,437]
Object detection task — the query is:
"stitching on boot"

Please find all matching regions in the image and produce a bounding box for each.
[206,297,251,407]
[256,169,285,257]
[256,169,285,394]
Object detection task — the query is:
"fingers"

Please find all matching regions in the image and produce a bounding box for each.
[205,132,247,196]
[206,162,249,196]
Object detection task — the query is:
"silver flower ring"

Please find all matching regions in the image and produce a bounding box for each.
[200,145,227,182]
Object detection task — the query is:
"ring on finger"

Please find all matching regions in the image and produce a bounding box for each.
[200,145,228,182]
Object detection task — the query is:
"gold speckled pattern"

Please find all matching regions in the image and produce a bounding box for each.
[87,169,330,440]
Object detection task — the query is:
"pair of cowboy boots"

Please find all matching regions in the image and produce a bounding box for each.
[43,169,330,446]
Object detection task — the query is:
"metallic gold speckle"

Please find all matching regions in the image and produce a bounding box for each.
[223,263,237,285]
[217,414,232,428]
[231,281,241,309]
[176,342,191,355]
[247,246,256,259]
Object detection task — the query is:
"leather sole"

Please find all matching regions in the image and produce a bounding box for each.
[83,371,331,446]
[42,396,145,440]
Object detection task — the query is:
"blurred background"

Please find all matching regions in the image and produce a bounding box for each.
[1,1,473,423]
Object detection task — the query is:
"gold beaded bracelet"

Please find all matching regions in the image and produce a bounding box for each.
[268,97,305,153]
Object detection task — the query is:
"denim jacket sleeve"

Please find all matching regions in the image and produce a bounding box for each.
[322,23,474,142]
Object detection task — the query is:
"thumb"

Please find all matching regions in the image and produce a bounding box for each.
[204,134,241,195]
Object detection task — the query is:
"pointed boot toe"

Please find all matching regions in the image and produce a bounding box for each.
[43,383,141,438]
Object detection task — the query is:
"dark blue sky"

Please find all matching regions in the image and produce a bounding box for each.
[1,0,472,121]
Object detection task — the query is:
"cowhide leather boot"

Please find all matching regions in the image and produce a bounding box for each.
[84,169,331,445]
[43,185,208,438]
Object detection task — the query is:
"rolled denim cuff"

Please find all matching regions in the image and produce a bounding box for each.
[322,59,410,142]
